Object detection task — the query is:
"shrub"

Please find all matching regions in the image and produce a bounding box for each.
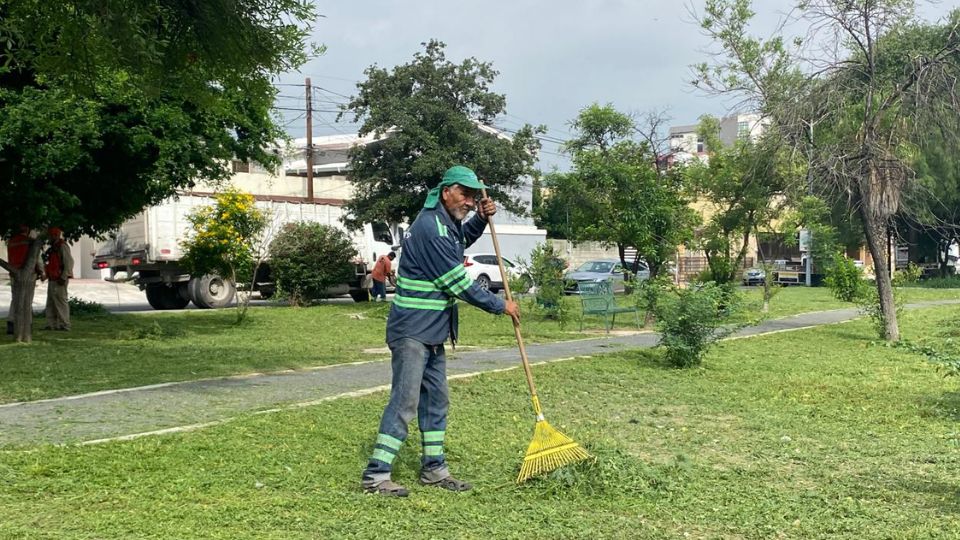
[631,272,673,325]
[654,282,734,368]
[180,189,267,284]
[68,296,109,316]
[268,222,356,306]
[892,263,923,286]
[527,243,568,325]
[507,257,533,295]
[824,256,868,302]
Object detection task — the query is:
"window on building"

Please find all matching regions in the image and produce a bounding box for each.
[737,121,750,139]
[231,160,250,173]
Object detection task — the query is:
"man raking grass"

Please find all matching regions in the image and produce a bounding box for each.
[360,166,521,497]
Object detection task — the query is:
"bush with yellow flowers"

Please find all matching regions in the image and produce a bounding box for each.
[180,189,267,285]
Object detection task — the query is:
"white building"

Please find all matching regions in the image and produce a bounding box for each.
[668,112,767,163]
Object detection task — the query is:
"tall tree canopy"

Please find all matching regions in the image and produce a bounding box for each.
[0,0,315,239]
[683,115,798,284]
[543,104,698,280]
[0,0,316,342]
[339,40,543,230]
[695,0,960,341]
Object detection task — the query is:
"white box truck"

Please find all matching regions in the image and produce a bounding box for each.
[91,194,399,309]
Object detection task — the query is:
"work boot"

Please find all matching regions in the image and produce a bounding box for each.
[419,475,472,492]
[361,479,409,497]
[6,321,12,335]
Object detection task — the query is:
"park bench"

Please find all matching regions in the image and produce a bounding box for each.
[577,280,641,333]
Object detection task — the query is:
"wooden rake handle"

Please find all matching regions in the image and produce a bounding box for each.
[480,188,541,413]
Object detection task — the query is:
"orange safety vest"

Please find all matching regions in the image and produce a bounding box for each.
[44,241,65,281]
[7,233,29,269]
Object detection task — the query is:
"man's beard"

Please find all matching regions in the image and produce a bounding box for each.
[448,206,470,221]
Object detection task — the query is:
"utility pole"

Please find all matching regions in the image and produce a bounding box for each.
[305,77,314,201]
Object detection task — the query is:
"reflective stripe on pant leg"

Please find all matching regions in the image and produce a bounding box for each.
[422,430,445,457]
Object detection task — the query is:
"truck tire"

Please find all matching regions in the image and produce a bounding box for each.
[145,284,190,310]
[188,274,236,309]
[258,287,275,300]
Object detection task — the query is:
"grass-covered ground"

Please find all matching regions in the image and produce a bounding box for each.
[1,305,960,538]
[0,301,585,403]
[1,286,958,404]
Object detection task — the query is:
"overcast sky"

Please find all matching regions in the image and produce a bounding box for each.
[275,1,953,172]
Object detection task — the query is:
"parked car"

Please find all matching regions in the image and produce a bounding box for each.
[742,267,766,286]
[563,259,647,294]
[463,253,527,292]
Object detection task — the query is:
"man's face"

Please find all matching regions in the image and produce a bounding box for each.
[441,184,478,221]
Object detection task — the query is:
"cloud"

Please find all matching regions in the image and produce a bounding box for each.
[287,0,954,171]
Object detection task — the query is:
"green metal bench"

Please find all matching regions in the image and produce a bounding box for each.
[577,280,641,333]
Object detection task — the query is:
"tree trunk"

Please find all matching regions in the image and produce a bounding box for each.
[762,275,772,313]
[938,239,948,278]
[860,207,900,342]
[644,265,660,328]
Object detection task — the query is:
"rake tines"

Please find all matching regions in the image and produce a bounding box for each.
[517,418,592,483]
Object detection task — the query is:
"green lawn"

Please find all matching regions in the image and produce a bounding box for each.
[2,286,958,404]
[2,305,960,538]
[0,301,598,404]
[736,284,960,320]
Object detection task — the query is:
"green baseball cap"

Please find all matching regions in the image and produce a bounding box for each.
[441,165,486,190]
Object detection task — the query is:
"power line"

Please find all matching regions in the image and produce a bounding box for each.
[271,106,343,113]
[314,86,353,100]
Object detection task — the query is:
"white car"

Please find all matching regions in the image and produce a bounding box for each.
[463,253,525,292]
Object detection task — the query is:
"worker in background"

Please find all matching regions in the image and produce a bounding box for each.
[43,227,74,331]
[370,251,397,302]
[5,225,42,335]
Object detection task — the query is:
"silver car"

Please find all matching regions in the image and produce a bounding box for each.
[742,267,766,286]
[564,259,649,294]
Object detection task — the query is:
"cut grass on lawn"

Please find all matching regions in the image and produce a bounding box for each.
[2,286,958,404]
[2,305,960,538]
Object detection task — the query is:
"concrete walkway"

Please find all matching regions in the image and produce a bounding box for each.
[2,301,958,448]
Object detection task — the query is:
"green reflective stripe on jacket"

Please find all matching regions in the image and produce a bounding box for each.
[435,264,466,288]
[371,448,396,464]
[396,276,440,292]
[422,446,444,456]
[447,275,473,295]
[393,294,456,311]
[376,433,403,450]
[434,215,448,237]
[422,431,445,442]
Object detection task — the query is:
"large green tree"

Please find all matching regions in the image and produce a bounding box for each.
[683,116,798,284]
[695,0,960,341]
[0,0,316,342]
[544,104,698,280]
[339,40,544,230]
